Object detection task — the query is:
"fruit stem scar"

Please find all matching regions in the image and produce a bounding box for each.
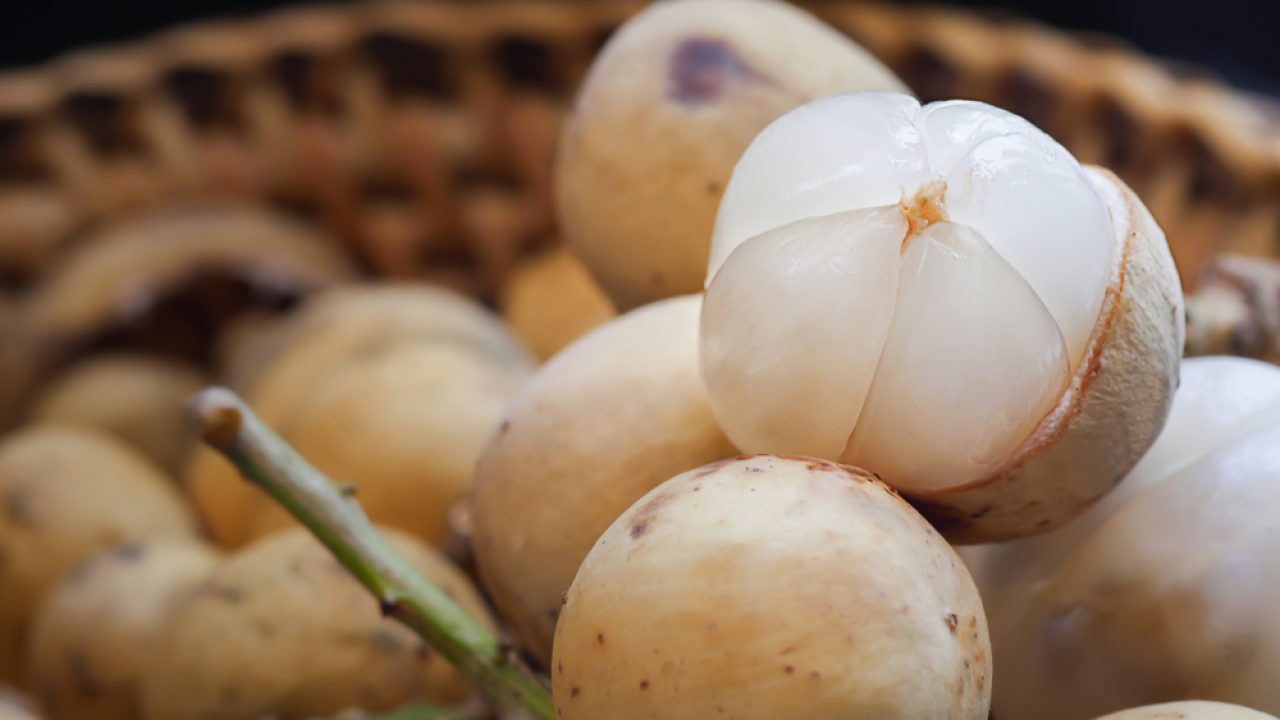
[899,180,949,251]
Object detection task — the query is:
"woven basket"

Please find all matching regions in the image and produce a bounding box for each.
[0,0,1277,397]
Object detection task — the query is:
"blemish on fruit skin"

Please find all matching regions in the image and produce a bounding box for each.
[944,613,959,633]
[639,679,650,690]
[668,38,759,105]
[3,491,33,526]
[570,687,581,698]
[628,491,676,539]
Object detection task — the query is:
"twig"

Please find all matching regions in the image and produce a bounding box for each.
[188,387,553,720]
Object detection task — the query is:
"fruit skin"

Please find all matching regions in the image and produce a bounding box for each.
[964,356,1280,719]
[243,341,528,545]
[0,426,196,686]
[909,167,1184,543]
[473,295,736,666]
[31,355,206,476]
[555,0,906,311]
[217,283,532,395]
[25,539,220,720]
[1096,702,1279,719]
[188,285,533,548]
[552,455,990,720]
[498,247,616,362]
[140,526,494,720]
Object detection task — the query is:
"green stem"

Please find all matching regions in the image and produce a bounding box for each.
[189,387,553,720]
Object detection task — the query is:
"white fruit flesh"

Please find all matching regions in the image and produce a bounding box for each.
[702,92,1115,491]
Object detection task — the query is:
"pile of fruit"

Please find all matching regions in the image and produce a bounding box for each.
[1,1,1278,719]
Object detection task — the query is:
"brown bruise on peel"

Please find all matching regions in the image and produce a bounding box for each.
[898,181,949,251]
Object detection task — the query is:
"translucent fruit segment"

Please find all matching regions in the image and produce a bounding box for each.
[701,206,906,459]
[943,133,1113,369]
[844,222,1070,491]
[920,100,1056,176]
[706,92,930,282]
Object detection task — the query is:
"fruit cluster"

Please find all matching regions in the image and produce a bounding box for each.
[0,1,1276,719]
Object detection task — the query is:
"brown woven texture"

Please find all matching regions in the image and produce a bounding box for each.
[0,0,1277,300]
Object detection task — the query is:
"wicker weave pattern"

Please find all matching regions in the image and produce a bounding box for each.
[0,0,1276,299]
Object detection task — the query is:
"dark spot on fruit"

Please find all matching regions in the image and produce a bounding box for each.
[667,38,759,105]
[68,651,100,698]
[968,506,992,520]
[945,613,959,633]
[200,582,244,604]
[570,687,581,698]
[748,466,763,473]
[628,492,675,539]
[370,629,403,654]
[783,665,795,674]
[547,606,561,622]
[639,679,650,690]
[810,671,821,679]
[969,616,977,628]
[706,180,720,194]
[498,419,511,435]
[114,543,146,561]
[650,271,666,287]
[557,661,564,675]
[596,632,605,645]
[3,491,33,526]
[780,646,796,655]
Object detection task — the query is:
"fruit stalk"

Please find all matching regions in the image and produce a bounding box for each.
[187,387,553,720]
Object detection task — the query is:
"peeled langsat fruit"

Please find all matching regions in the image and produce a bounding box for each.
[701,92,1184,542]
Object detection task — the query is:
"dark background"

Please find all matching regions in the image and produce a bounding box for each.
[0,0,1276,96]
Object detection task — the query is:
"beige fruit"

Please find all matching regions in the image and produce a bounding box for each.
[1096,702,1278,720]
[701,92,1184,542]
[474,295,736,665]
[189,284,533,547]
[141,527,494,720]
[242,341,528,545]
[967,357,1280,719]
[0,426,196,685]
[217,283,532,393]
[553,455,990,719]
[32,355,206,476]
[556,0,906,310]
[26,539,221,720]
[498,247,615,361]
